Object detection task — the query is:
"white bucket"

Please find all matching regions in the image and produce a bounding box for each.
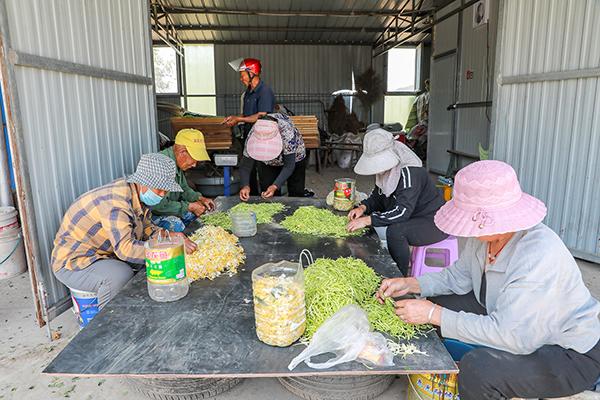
[0,207,27,280]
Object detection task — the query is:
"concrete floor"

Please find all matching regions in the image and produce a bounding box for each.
[1,166,599,400]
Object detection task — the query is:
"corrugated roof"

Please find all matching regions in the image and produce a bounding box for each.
[152,0,434,45]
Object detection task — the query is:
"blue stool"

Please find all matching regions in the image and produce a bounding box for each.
[443,338,479,362]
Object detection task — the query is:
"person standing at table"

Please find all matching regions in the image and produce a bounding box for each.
[223,58,275,195]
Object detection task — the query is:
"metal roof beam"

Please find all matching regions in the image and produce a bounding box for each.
[165,24,418,34]
[373,0,479,57]
[156,40,428,46]
[162,6,434,17]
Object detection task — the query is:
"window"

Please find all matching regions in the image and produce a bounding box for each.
[384,95,415,125]
[184,44,216,116]
[153,47,178,94]
[384,48,418,126]
[386,48,417,92]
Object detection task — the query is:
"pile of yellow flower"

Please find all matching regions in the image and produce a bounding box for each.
[186,225,245,281]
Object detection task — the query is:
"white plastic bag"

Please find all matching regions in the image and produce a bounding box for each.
[287,305,394,370]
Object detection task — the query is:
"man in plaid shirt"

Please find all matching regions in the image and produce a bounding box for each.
[52,154,197,313]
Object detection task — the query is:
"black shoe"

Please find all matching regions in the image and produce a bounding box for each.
[303,189,315,198]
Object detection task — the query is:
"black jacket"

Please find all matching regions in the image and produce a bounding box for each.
[361,166,445,227]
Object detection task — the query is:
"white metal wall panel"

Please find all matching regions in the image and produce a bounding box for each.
[455,0,498,156]
[428,1,459,173]
[214,44,372,95]
[491,0,600,262]
[428,54,457,173]
[1,0,157,320]
[432,0,459,57]
[6,0,149,76]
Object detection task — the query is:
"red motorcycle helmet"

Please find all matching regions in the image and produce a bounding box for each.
[228,58,262,76]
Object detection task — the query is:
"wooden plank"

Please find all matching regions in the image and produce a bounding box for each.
[170,117,233,150]
[291,115,320,149]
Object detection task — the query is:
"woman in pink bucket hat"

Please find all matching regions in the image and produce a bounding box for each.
[238,114,312,200]
[376,160,600,399]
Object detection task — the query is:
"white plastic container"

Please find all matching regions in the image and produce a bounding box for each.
[0,207,27,280]
[230,211,257,237]
[145,237,189,302]
[252,260,306,347]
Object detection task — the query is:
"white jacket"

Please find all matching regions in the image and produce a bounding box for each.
[416,223,600,355]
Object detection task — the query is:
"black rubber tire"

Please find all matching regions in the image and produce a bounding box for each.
[277,375,395,400]
[126,377,242,400]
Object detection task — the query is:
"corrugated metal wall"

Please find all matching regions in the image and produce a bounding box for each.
[428,0,498,173]
[428,0,459,173]
[0,0,157,321]
[491,0,600,263]
[455,0,498,155]
[214,44,372,121]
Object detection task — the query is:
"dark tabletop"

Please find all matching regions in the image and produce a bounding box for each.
[44,197,457,378]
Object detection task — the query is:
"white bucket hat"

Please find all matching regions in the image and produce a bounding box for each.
[354,128,421,175]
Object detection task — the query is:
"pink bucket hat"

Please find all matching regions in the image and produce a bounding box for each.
[246,119,283,161]
[434,160,547,237]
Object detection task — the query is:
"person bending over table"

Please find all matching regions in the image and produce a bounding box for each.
[376,160,600,399]
[151,129,215,232]
[347,128,447,275]
[52,153,197,309]
[238,114,311,201]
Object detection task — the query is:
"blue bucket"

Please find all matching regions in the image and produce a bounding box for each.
[70,288,99,328]
[443,338,478,362]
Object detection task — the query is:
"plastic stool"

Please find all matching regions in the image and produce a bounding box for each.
[411,236,459,277]
[70,288,99,328]
[443,339,479,362]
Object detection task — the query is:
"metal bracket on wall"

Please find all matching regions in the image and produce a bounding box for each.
[446,101,492,110]
[150,0,184,57]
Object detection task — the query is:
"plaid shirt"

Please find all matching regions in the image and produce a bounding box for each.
[51,179,157,272]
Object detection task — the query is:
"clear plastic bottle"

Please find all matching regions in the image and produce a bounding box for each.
[231,210,257,237]
[145,237,189,302]
[252,260,305,347]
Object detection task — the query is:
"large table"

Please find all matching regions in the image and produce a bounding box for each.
[45,197,457,378]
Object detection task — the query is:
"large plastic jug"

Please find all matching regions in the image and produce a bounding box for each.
[145,236,189,302]
[252,260,305,347]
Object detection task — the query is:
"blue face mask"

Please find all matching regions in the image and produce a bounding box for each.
[140,188,163,206]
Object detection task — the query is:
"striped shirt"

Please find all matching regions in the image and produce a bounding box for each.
[51,179,157,272]
[362,166,445,226]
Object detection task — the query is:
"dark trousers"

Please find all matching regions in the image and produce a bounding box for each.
[385,216,448,276]
[257,158,307,197]
[430,292,600,400]
[239,125,260,195]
